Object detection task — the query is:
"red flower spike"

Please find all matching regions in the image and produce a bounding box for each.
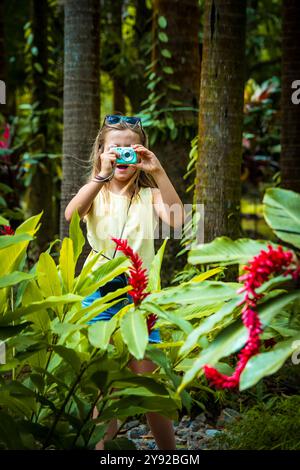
[111,237,158,335]
[204,244,300,390]
[0,225,15,235]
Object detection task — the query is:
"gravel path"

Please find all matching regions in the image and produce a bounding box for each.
[117,408,240,450]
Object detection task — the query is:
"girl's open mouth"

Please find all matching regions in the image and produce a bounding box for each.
[116,165,129,170]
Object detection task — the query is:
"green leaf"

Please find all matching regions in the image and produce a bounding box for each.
[0,322,31,340]
[100,396,178,421]
[0,294,82,324]
[69,209,85,266]
[161,48,172,58]
[78,256,130,298]
[88,316,117,350]
[0,411,24,449]
[52,345,82,374]
[188,237,278,266]
[59,238,75,292]
[158,16,167,28]
[263,188,300,249]
[239,334,300,390]
[147,238,168,292]
[141,301,192,335]
[178,291,300,393]
[158,32,168,43]
[37,252,62,298]
[0,271,36,289]
[0,215,9,225]
[147,280,241,306]
[0,233,33,249]
[163,66,174,75]
[120,309,148,360]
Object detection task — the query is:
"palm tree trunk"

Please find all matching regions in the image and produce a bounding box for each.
[280,0,300,192]
[195,0,246,243]
[151,0,201,284]
[60,0,100,274]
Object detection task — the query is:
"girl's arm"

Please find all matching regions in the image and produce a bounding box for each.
[151,168,186,228]
[64,180,105,223]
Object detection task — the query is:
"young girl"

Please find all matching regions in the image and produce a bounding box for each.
[65,114,185,450]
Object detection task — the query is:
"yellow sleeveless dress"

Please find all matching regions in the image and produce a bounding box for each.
[82,186,159,274]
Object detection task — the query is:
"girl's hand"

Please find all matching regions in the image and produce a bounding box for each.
[97,148,118,177]
[131,144,163,175]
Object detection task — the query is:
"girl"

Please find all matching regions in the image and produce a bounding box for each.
[65,114,185,450]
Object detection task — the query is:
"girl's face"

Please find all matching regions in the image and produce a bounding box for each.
[104,129,141,181]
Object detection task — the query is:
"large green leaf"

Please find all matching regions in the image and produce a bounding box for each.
[120,308,148,360]
[0,294,82,324]
[100,395,178,421]
[36,252,63,319]
[179,295,244,357]
[88,316,117,350]
[263,187,300,249]
[59,237,75,293]
[0,271,36,288]
[0,233,33,249]
[178,291,300,393]
[188,237,277,266]
[146,280,241,306]
[69,209,85,267]
[239,334,300,390]
[78,256,131,298]
[37,253,62,298]
[52,345,83,374]
[141,301,192,334]
[147,238,168,292]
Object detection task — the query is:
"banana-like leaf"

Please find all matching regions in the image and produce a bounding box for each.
[0,271,36,289]
[147,280,241,306]
[0,294,82,325]
[178,290,300,393]
[59,238,75,293]
[188,236,278,266]
[263,187,300,249]
[240,334,300,390]
[69,209,85,267]
[147,237,169,292]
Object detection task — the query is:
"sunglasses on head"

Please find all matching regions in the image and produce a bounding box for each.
[102,114,142,127]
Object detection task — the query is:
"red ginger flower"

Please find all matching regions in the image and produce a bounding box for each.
[204,244,300,389]
[0,225,15,235]
[111,237,158,334]
[0,123,10,149]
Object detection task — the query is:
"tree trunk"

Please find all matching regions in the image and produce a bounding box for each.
[0,0,8,117]
[60,0,100,275]
[26,0,55,255]
[110,0,125,114]
[280,1,300,192]
[151,0,201,284]
[195,0,246,244]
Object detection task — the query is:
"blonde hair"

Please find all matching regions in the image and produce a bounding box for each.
[85,120,158,207]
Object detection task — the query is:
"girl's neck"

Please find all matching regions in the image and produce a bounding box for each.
[108,179,136,197]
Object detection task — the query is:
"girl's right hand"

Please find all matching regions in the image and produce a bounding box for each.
[97,148,118,178]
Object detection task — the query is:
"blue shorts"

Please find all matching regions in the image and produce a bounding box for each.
[82,274,162,344]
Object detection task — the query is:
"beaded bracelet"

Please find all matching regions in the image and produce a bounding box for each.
[91,169,114,183]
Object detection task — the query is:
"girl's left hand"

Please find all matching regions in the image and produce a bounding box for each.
[131,144,163,175]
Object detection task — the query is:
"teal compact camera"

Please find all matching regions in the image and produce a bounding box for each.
[114,147,138,165]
